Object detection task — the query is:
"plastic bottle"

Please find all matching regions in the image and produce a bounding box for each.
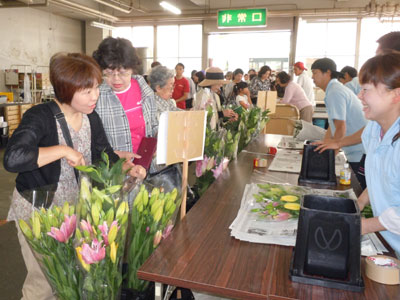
[340,163,351,185]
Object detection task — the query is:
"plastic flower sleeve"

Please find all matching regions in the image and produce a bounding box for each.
[18,202,82,300]
[75,154,130,300]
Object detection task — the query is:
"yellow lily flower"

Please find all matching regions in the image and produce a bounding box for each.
[76,247,90,271]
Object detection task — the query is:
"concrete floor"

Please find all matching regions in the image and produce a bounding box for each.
[0,147,25,300]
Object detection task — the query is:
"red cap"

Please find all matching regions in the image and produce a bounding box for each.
[294,62,307,71]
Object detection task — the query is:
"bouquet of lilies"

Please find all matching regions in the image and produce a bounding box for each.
[74,153,130,300]
[18,202,82,300]
[126,184,181,291]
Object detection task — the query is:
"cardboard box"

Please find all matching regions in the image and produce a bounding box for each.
[257,91,277,114]
[5,69,18,85]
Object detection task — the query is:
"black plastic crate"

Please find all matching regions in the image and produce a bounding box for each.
[290,194,364,292]
[298,141,337,186]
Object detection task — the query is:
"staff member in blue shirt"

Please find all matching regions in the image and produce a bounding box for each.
[311,58,367,188]
[357,52,400,257]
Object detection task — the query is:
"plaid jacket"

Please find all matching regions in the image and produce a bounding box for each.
[95,75,158,153]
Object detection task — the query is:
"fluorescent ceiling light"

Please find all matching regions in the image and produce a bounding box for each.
[160,1,181,15]
[91,21,116,31]
[93,0,132,14]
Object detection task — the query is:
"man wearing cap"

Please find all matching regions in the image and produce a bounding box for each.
[311,57,367,185]
[339,66,361,96]
[294,62,315,107]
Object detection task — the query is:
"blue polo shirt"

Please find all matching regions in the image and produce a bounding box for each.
[362,117,400,254]
[324,79,367,162]
[345,77,362,96]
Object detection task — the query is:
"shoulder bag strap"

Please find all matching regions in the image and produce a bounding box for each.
[48,101,79,183]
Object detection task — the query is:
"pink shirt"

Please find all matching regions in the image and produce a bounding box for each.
[115,79,146,153]
[280,81,312,111]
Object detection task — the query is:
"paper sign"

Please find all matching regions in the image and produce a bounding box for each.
[157,110,207,165]
[257,90,277,114]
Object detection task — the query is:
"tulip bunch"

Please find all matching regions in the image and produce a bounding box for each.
[127,184,180,291]
[19,202,82,300]
[75,152,130,300]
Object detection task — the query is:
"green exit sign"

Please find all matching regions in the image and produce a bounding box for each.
[218,8,267,28]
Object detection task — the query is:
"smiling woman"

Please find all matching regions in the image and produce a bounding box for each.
[3,52,141,300]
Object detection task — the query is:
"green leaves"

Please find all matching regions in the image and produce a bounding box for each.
[75,151,127,189]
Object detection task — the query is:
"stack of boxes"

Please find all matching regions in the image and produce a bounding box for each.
[4,104,34,137]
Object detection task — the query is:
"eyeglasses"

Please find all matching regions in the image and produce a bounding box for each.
[103,69,132,79]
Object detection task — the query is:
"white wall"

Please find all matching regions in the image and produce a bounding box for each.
[0,7,84,92]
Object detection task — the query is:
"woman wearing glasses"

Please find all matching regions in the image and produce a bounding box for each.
[93,37,158,169]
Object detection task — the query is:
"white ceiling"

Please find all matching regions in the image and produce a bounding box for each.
[0,0,397,24]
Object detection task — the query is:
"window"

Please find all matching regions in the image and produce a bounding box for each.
[358,18,400,68]
[296,19,357,71]
[208,31,291,73]
[157,24,202,76]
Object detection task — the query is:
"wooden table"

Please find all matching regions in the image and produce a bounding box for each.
[138,134,400,300]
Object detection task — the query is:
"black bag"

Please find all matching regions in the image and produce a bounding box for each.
[146,164,197,212]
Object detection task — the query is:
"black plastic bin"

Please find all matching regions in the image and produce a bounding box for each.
[290,194,364,292]
[298,140,336,186]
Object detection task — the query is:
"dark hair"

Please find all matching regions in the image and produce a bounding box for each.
[191,70,197,78]
[195,71,205,83]
[233,68,244,76]
[233,81,248,95]
[377,32,400,52]
[50,53,102,104]
[249,74,257,81]
[248,68,256,74]
[151,61,161,68]
[258,65,271,78]
[176,63,185,69]
[276,71,291,84]
[340,66,358,78]
[359,52,400,144]
[92,37,141,71]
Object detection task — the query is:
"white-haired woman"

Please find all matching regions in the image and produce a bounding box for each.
[148,65,181,120]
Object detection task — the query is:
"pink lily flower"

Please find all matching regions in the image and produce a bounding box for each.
[274,212,291,221]
[162,224,174,239]
[195,160,203,177]
[98,220,119,246]
[80,239,106,264]
[211,161,224,179]
[47,214,76,243]
[80,219,93,234]
[153,230,162,248]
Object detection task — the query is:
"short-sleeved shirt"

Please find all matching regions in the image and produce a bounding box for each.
[324,79,367,162]
[345,76,362,96]
[236,94,250,107]
[280,81,312,111]
[115,79,146,153]
[172,77,190,109]
[297,72,315,106]
[362,117,400,254]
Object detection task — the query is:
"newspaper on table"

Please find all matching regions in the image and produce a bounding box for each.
[268,148,346,174]
[277,136,305,150]
[293,119,326,141]
[230,182,387,255]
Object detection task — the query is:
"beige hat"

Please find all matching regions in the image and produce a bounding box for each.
[198,67,229,87]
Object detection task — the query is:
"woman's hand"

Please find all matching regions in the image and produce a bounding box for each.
[115,150,141,161]
[223,109,238,121]
[65,146,86,167]
[128,164,146,180]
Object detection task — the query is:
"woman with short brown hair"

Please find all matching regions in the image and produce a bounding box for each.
[4,52,145,299]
